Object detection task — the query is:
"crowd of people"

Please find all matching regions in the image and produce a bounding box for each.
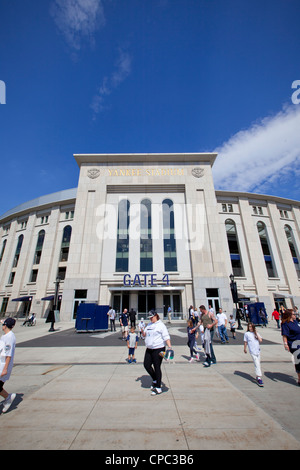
[238,304,300,327]
[105,301,300,392]
[186,303,300,387]
[108,302,300,391]
[1,301,299,412]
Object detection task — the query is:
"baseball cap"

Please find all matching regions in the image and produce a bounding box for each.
[3,317,16,329]
[148,310,157,318]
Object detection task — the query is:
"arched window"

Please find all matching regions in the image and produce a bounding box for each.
[140,199,153,272]
[284,225,300,278]
[13,234,24,267]
[225,219,244,277]
[116,199,130,272]
[162,199,177,272]
[257,221,277,277]
[60,225,72,262]
[33,230,45,265]
[0,239,7,264]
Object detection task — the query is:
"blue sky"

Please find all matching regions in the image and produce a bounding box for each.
[0,0,300,216]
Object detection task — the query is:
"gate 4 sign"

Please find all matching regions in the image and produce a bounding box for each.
[123,273,170,287]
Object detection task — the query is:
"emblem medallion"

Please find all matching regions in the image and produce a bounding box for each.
[87,168,100,179]
[191,167,204,178]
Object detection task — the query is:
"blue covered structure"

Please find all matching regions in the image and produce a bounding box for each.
[246,302,268,326]
[75,303,109,332]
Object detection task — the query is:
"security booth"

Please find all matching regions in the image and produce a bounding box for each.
[75,303,109,332]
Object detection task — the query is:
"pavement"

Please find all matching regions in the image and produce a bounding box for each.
[0,317,300,451]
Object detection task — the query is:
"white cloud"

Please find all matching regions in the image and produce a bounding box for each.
[212,104,300,196]
[50,0,105,50]
[91,48,132,115]
[111,49,132,88]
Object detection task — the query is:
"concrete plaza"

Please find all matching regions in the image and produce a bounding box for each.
[0,318,299,450]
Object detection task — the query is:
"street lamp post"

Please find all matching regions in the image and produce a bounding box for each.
[229,273,243,330]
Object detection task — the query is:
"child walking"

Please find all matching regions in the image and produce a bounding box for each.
[243,322,263,387]
[187,319,200,362]
[126,326,139,363]
[229,314,236,339]
[138,318,146,339]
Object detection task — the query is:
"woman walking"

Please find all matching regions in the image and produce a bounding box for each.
[281,309,300,386]
[141,310,172,395]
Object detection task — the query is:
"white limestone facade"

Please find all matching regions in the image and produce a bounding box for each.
[0,153,299,321]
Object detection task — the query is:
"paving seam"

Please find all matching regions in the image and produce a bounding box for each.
[13,360,293,367]
[67,352,125,450]
[163,363,190,450]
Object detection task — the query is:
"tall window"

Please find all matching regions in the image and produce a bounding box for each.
[284,225,300,278]
[8,272,15,285]
[12,234,24,268]
[0,239,7,264]
[60,226,72,262]
[162,199,177,272]
[225,219,244,277]
[257,221,277,278]
[116,199,130,272]
[140,199,153,272]
[29,269,38,283]
[57,266,67,281]
[33,230,45,264]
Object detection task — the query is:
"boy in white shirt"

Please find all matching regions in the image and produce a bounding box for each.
[0,317,17,412]
[126,326,139,363]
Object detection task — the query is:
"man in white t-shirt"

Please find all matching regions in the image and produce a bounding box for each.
[217,308,229,344]
[208,305,214,315]
[0,317,17,413]
[107,306,116,331]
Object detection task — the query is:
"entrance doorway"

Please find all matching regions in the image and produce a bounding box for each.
[20,299,32,317]
[0,297,9,317]
[138,291,156,316]
[111,291,182,320]
[112,293,130,315]
[206,288,220,314]
[163,293,182,320]
[274,297,287,312]
[72,289,87,319]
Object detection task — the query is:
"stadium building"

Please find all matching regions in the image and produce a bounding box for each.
[0,152,299,321]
